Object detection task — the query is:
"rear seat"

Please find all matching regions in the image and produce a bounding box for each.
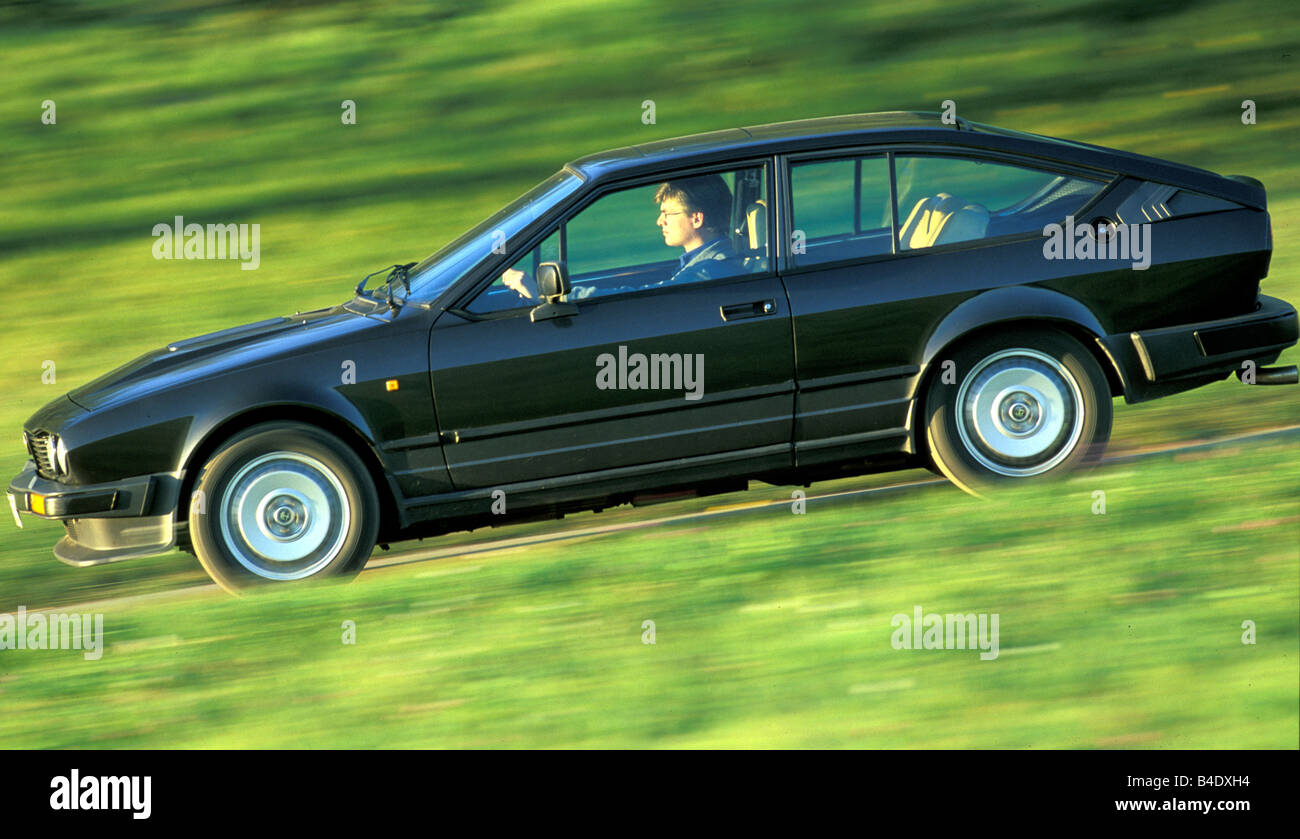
[899,193,989,249]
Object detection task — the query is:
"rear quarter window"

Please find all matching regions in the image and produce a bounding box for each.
[895,155,1104,250]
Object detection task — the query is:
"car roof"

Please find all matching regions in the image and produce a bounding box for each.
[567,111,963,178]
[564,111,1264,209]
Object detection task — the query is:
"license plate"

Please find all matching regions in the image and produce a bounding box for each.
[7,492,22,529]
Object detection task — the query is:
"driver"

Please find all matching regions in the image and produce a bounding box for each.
[499,174,739,302]
[654,174,738,284]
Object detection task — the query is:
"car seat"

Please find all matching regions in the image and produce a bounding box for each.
[740,198,768,271]
[899,193,990,249]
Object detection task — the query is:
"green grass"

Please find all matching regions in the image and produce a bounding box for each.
[0,0,1298,747]
[1,0,1297,602]
[0,438,1294,748]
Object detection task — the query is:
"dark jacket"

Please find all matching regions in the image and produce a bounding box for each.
[668,237,739,284]
[567,236,742,301]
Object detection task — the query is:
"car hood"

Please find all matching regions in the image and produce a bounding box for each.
[66,304,374,412]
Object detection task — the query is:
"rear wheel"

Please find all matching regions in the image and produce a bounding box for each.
[189,422,379,592]
[924,328,1112,496]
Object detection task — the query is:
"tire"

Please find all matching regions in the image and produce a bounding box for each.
[923,327,1113,497]
[188,422,379,593]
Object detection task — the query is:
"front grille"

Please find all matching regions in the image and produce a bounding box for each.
[27,432,57,478]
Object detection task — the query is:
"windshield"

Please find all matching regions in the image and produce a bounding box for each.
[403,170,583,301]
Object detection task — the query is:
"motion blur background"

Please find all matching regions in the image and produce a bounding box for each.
[0,0,1296,747]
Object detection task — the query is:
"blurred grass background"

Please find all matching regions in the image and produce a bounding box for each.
[2,439,1295,748]
[0,0,1296,746]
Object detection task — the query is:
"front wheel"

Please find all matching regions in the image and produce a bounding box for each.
[189,422,379,592]
[923,328,1113,496]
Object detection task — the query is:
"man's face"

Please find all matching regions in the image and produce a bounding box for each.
[658,199,703,249]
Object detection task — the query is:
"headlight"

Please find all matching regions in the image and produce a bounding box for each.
[53,435,69,476]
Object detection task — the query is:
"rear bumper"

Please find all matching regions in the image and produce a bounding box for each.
[1129,294,1298,382]
[7,462,178,566]
[1101,294,1298,402]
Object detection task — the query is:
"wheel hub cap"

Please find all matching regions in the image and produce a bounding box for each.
[218,452,350,580]
[956,349,1084,477]
[995,387,1044,436]
[260,491,310,541]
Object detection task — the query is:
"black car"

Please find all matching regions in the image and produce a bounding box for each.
[9,111,1298,591]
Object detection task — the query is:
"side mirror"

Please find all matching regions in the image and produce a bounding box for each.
[530,261,579,322]
[535,262,569,299]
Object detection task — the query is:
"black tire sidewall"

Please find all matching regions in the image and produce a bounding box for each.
[189,423,379,592]
[924,328,1113,494]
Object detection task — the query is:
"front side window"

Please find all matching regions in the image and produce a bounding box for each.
[467,232,560,314]
[467,165,769,313]
[407,170,581,301]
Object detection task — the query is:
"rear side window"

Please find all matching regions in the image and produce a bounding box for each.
[789,155,893,266]
[895,155,1102,251]
[787,153,1104,267]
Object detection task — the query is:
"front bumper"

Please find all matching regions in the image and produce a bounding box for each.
[1101,294,1299,402]
[8,462,178,566]
[8,461,159,520]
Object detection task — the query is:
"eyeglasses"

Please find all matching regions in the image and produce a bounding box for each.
[657,209,690,221]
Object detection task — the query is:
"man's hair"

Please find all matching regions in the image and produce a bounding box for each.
[655,174,732,236]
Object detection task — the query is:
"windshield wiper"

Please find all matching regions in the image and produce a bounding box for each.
[354,262,416,313]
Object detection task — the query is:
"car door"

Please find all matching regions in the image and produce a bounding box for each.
[779,150,1109,466]
[428,162,795,490]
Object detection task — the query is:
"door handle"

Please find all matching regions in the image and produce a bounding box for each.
[720,299,776,321]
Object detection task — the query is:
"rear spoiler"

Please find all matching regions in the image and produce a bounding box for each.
[1225,174,1267,210]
